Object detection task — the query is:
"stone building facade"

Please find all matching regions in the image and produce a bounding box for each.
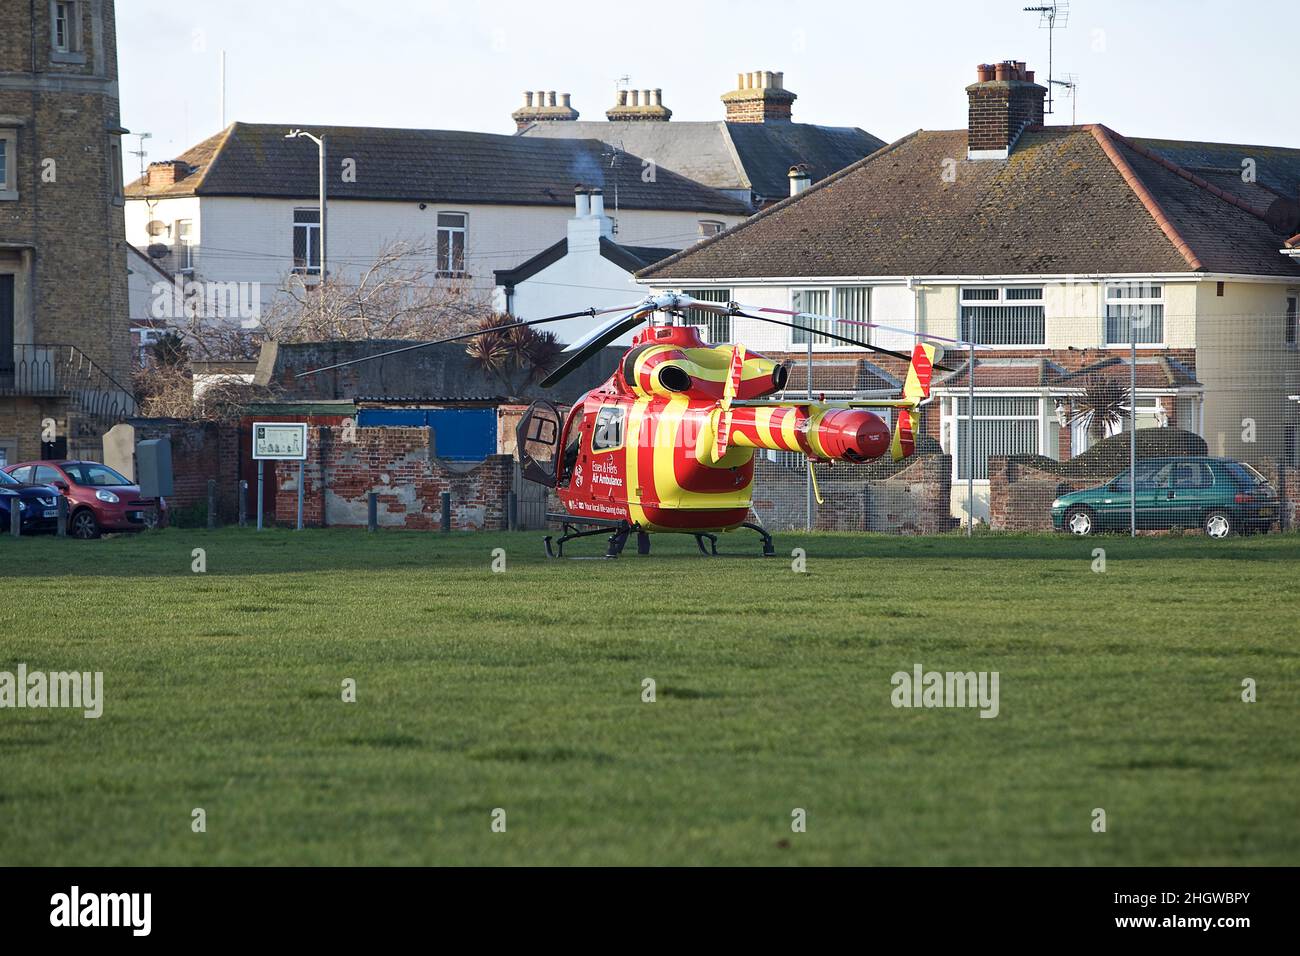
[0,0,133,466]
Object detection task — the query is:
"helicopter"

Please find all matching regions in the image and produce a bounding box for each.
[300,292,949,557]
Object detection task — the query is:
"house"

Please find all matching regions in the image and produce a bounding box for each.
[0,0,134,466]
[123,123,749,335]
[492,185,679,344]
[638,60,1300,522]
[515,71,885,210]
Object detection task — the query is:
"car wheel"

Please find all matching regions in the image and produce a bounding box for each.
[1065,506,1096,536]
[70,508,101,540]
[1203,510,1233,539]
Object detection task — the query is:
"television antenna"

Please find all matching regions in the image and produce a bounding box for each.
[1023,1,1070,115]
[129,132,152,179]
[1050,73,1078,124]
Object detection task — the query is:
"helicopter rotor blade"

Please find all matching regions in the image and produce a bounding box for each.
[293,301,649,379]
[730,309,954,371]
[538,303,656,388]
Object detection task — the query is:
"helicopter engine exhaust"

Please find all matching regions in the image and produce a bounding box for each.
[721,406,891,462]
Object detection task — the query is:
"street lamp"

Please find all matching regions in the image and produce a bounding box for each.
[286,129,326,287]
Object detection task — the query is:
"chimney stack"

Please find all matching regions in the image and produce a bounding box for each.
[605,84,672,121]
[147,160,192,187]
[722,69,796,123]
[788,163,811,197]
[511,90,580,130]
[966,60,1046,160]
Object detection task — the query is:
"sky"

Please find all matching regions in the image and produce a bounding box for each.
[117,0,1299,177]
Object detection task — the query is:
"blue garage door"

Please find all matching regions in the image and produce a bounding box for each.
[356,408,497,461]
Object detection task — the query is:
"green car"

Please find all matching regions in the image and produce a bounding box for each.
[1051,457,1280,538]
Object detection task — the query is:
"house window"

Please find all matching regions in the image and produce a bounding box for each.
[51,1,81,53]
[791,287,870,346]
[436,212,467,276]
[683,288,731,344]
[292,208,320,275]
[952,395,1040,480]
[176,219,194,273]
[698,220,724,239]
[1286,296,1297,348]
[0,130,16,200]
[1106,283,1164,345]
[960,287,1045,345]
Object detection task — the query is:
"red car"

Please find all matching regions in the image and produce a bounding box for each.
[3,460,168,539]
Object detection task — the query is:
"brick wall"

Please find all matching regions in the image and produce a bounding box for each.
[129,419,242,521]
[988,457,1097,531]
[273,424,512,530]
[750,453,954,533]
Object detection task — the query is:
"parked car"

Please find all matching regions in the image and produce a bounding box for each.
[1051,457,1279,538]
[3,460,167,539]
[0,469,61,534]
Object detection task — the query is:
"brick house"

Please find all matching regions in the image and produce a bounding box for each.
[0,0,134,466]
[638,60,1300,522]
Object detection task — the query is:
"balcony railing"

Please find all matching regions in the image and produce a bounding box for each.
[0,344,137,423]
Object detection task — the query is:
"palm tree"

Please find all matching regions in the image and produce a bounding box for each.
[1067,374,1128,443]
[465,314,563,398]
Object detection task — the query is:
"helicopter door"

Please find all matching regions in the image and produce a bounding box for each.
[515,400,562,486]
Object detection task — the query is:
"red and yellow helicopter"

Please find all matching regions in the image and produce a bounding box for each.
[303,292,948,557]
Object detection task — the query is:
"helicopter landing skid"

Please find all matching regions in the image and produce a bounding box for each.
[741,521,776,557]
[544,513,631,559]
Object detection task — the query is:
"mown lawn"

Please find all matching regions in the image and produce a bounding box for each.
[1,526,1297,866]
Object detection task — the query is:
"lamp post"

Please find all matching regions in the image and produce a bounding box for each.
[286,129,326,292]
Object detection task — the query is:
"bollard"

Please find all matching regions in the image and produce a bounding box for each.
[56,495,67,537]
[507,491,518,531]
[9,499,20,537]
[367,491,378,532]
[238,480,248,528]
[440,491,451,533]
[207,478,217,530]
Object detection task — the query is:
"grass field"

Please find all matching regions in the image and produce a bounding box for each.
[1,526,1298,866]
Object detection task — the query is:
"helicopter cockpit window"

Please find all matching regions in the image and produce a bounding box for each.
[592,406,625,452]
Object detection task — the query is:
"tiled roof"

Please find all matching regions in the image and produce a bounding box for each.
[124,122,749,215]
[935,355,1200,390]
[518,120,885,204]
[641,126,1300,281]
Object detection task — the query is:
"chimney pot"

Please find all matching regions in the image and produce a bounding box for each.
[524,91,534,107]
[762,71,773,89]
[630,90,640,106]
[617,90,627,106]
[589,187,605,218]
[546,91,556,107]
[737,71,746,90]
[774,71,784,90]
[574,185,591,218]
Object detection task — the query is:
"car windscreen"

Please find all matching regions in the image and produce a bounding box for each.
[61,462,131,486]
[1226,461,1267,486]
[0,471,18,486]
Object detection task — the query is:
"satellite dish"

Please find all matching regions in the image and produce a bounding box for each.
[146,219,166,237]
[146,243,169,259]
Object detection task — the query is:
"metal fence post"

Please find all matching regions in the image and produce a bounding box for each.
[367,491,378,532]
[806,335,813,531]
[56,494,67,537]
[9,500,20,537]
[295,460,305,531]
[207,478,217,530]
[508,491,518,531]
[441,491,452,532]
[1130,325,1137,537]
[238,480,248,528]
[967,338,975,537]
[256,460,264,530]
